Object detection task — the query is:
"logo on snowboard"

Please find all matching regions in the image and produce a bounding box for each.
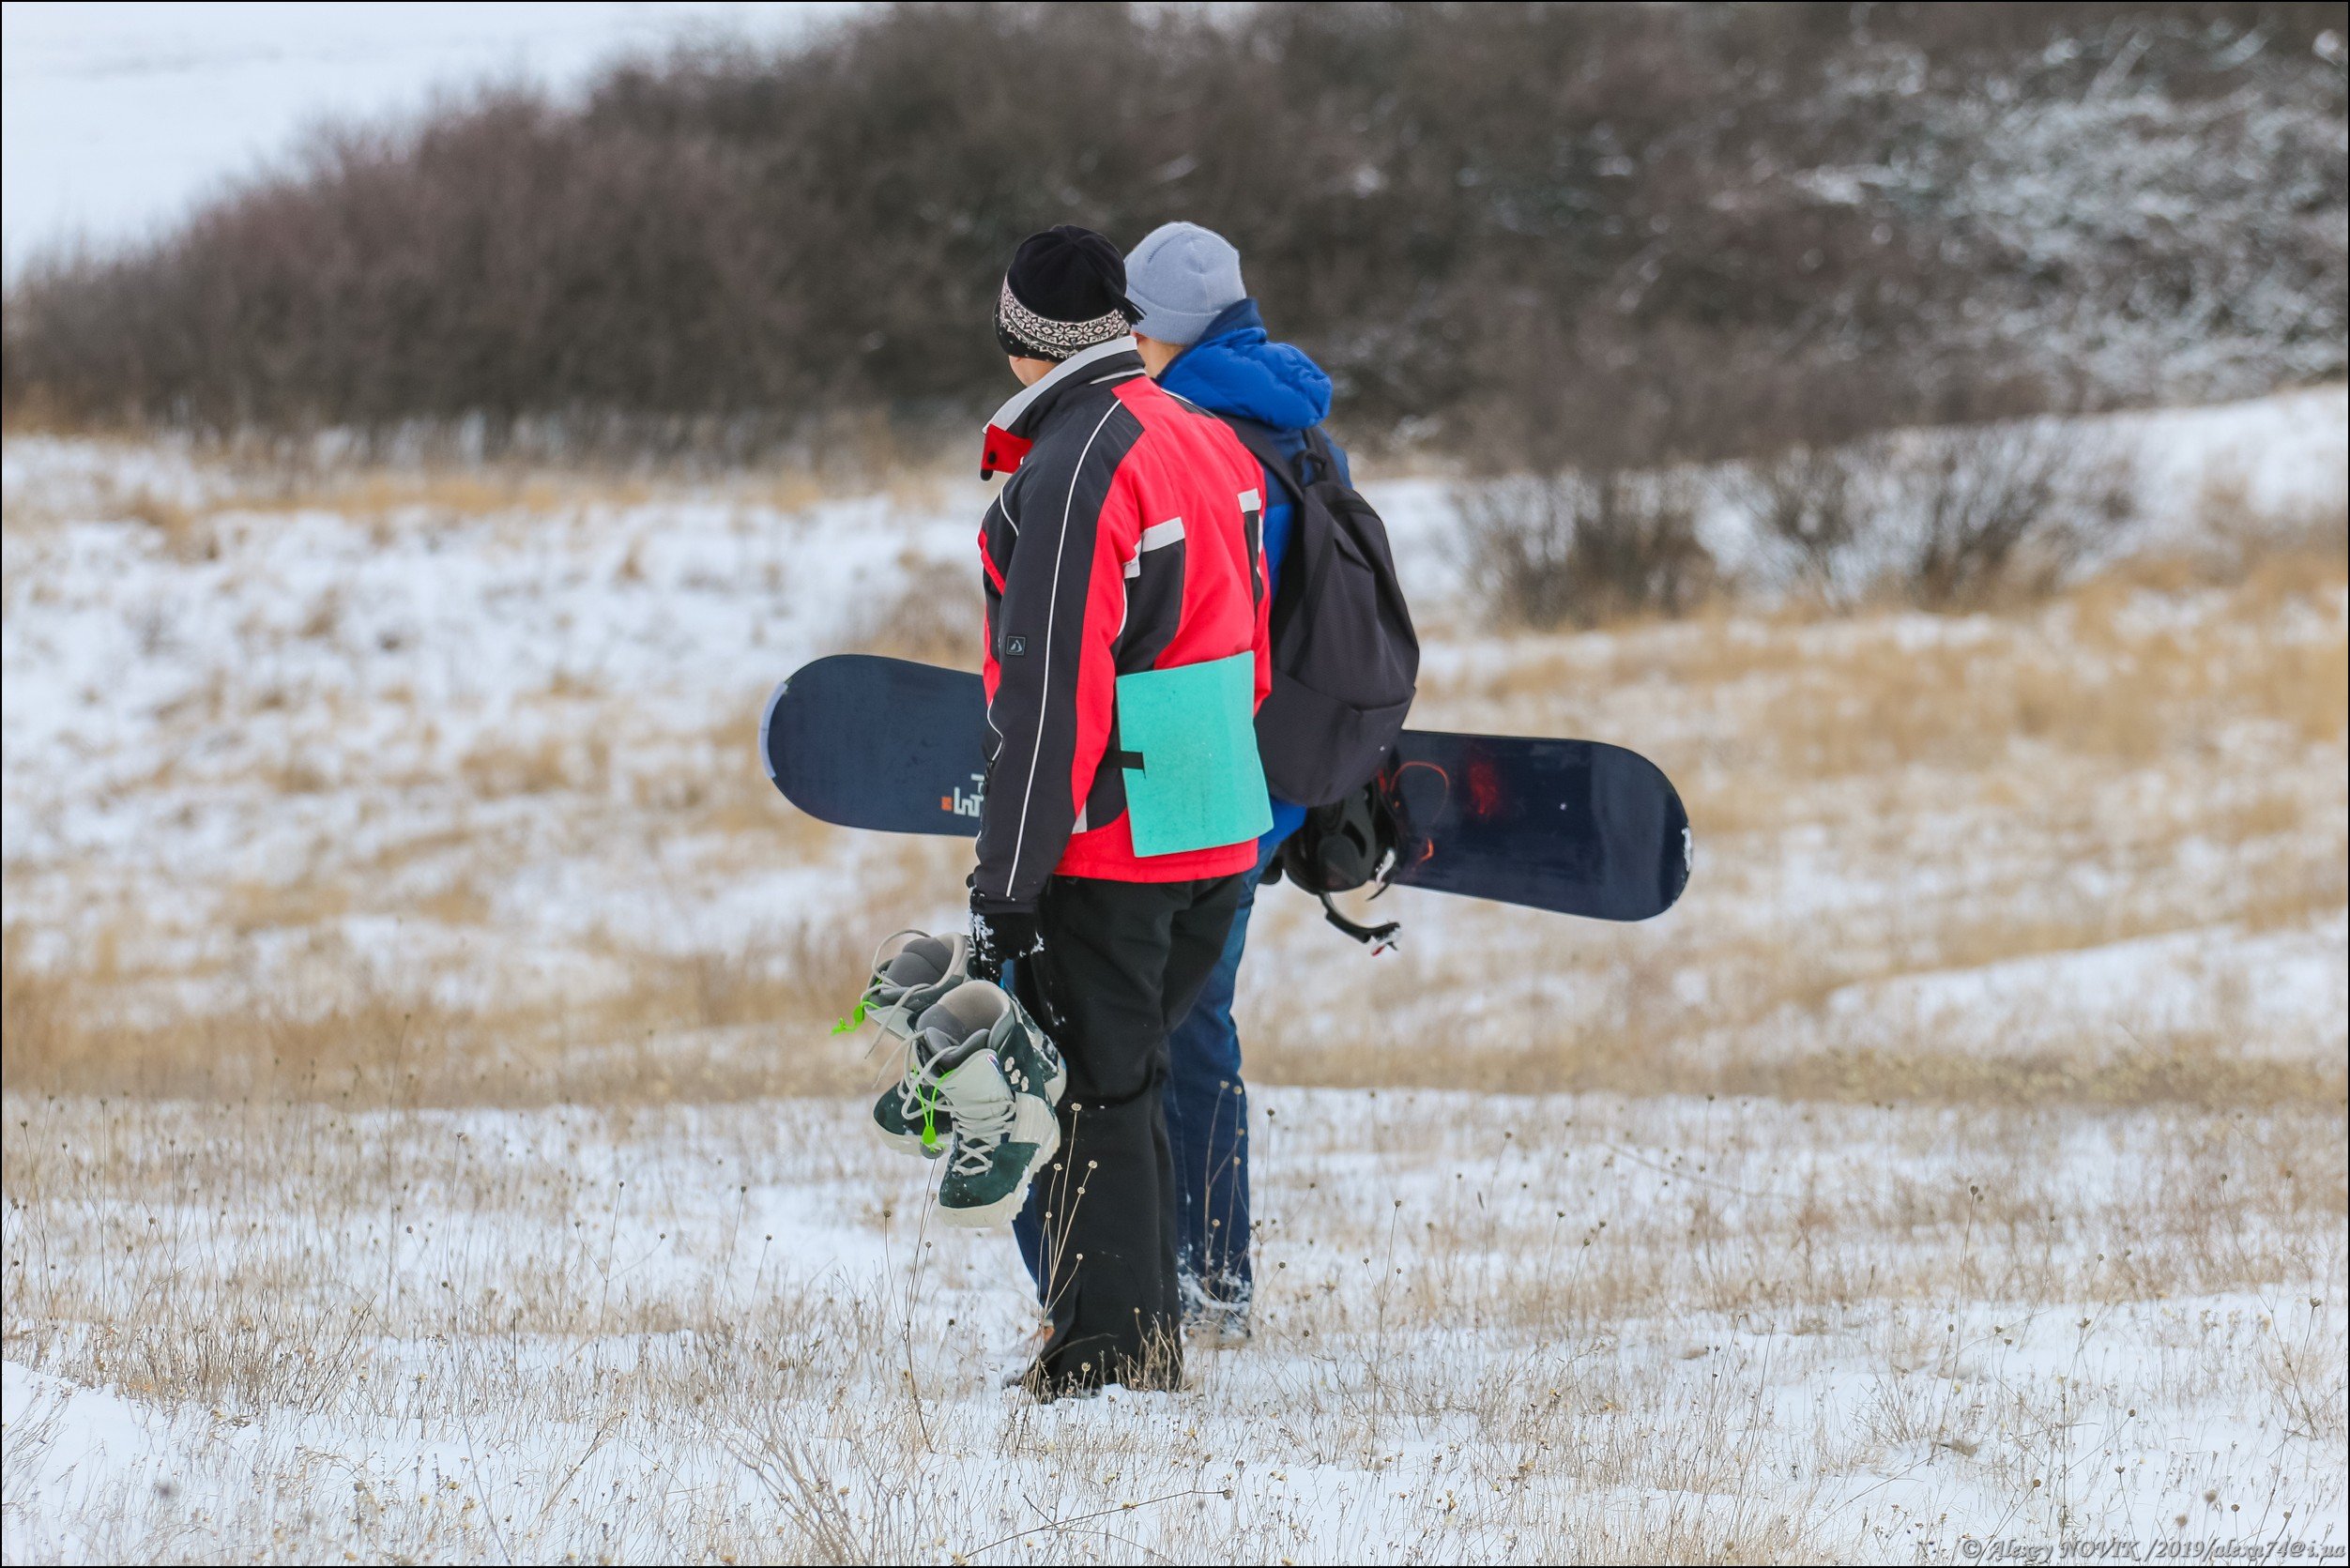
[940,772,986,817]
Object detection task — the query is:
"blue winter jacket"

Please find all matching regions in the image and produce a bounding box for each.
[1156,297,1351,860]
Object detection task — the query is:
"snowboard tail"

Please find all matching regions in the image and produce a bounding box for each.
[758,657,990,838]
[760,654,1689,922]
[1381,730,1688,922]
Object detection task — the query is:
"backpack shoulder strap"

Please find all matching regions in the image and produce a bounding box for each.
[1298,425,1340,487]
[1221,416,1310,505]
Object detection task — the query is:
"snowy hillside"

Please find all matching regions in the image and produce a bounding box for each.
[3,388,2344,1561]
[3,388,2342,1086]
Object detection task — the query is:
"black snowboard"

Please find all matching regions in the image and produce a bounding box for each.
[760,654,1689,922]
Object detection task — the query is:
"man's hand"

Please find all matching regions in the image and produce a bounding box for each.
[969,899,1043,984]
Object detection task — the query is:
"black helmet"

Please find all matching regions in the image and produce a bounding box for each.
[1274,780,1406,949]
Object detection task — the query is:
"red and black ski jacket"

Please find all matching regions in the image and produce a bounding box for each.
[973,338,1272,912]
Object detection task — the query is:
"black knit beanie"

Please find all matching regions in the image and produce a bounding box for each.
[995,225,1141,361]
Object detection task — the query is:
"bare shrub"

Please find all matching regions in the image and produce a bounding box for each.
[1457,469,1715,630]
[1730,423,2144,610]
[1885,423,2143,608]
[1739,445,1870,605]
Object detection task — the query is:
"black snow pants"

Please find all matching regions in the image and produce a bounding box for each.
[1014,872,1247,1397]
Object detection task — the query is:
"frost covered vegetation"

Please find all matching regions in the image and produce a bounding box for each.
[3,388,2345,1560]
[5,1092,2342,1561]
[4,3,2344,464]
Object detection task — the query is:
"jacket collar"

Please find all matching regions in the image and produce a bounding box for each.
[1185,297,1265,351]
[1156,297,1332,434]
[980,336,1142,478]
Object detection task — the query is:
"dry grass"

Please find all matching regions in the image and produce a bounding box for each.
[1244,1015,2349,1109]
[114,487,216,561]
[0,472,215,559]
[0,428,961,548]
[2190,464,2350,574]
[206,465,648,525]
[854,546,986,670]
[1224,542,2350,1116]
[7,540,2342,1111]
[2,1088,2340,1561]
[1442,546,2348,776]
[1,923,875,1106]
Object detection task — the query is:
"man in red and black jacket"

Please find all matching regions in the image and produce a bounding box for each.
[969,226,1272,1396]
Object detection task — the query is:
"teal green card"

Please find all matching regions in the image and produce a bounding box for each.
[1115,653,1273,858]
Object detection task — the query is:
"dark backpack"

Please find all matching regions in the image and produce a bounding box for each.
[1226,420,1420,806]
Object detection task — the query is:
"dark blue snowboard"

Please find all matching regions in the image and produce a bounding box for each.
[760,654,1689,922]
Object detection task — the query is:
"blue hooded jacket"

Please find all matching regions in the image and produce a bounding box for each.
[1156,298,1350,857]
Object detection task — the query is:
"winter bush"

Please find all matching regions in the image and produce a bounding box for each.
[2,2,2342,458]
[1885,423,2145,607]
[1739,446,1872,606]
[1469,416,2143,625]
[1458,469,1715,629]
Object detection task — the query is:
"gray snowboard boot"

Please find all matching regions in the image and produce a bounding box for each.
[847,929,969,1043]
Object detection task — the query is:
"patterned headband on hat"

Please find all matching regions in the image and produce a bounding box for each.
[996,281,1131,361]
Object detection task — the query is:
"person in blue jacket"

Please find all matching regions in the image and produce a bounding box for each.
[1012,221,1347,1346]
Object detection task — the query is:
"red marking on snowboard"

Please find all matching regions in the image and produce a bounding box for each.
[1467,754,1503,819]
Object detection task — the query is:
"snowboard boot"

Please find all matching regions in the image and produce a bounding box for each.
[908,982,1064,1228]
[871,974,1061,1160]
[862,932,974,1159]
[849,929,969,1043]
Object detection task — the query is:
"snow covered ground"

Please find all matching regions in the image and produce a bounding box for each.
[5,1090,2343,1562]
[2,387,2342,1097]
[3,388,2345,1560]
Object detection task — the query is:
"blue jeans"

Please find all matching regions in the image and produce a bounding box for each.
[1014,873,1259,1309]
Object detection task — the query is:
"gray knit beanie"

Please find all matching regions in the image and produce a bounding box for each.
[1124,221,1246,346]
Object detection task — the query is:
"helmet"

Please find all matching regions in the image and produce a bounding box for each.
[1274,778,1405,949]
